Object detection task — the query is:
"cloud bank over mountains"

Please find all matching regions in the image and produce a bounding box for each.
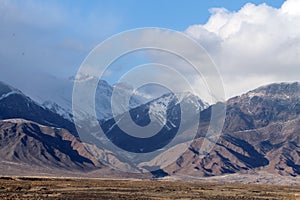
[186,0,300,98]
[0,0,299,101]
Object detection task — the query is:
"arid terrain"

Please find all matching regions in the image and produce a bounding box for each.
[0,176,300,200]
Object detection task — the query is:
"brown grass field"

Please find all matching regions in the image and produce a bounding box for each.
[0,177,299,200]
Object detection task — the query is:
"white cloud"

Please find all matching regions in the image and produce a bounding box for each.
[185,0,300,98]
[281,0,300,15]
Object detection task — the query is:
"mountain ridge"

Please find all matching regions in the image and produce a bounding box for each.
[0,80,299,182]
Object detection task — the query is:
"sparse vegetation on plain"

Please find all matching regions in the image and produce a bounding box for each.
[0,177,299,200]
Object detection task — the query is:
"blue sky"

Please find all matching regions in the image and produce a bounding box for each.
[0,0,298,100]
[50,0,285,31]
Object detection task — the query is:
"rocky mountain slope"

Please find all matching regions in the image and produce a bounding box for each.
[165,82,300,177]
[0,119,100,171]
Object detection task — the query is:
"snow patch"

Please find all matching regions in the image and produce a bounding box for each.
[0,91,20,101]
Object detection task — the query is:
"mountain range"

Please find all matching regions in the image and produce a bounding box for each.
[0,80,299,183]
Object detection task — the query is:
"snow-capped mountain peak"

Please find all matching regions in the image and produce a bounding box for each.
[42,101,73,122]
[147,92,209,127]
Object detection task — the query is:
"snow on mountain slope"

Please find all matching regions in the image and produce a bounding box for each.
[0,91,21,101]
[43,101,73,122]
[0,81,22,99]
[70,74,150,121]
[148,92,209,126]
